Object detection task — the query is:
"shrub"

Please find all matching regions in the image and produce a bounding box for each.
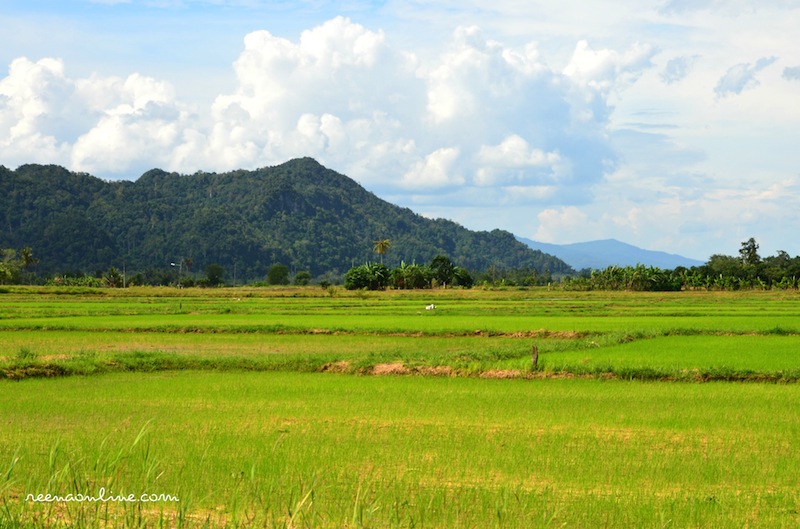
[267,264,290,285]
[344,263,389,290]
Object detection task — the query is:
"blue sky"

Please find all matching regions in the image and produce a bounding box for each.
[2,0,799,260]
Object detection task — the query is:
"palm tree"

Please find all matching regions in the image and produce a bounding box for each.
[373,239,391,264]
[20,247,38,285]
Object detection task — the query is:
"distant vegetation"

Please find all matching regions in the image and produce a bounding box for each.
[4,235,800,291]
[0,158,569,284]
[3,158,800,290]
[562,237,800,291]
[344,255,474,290]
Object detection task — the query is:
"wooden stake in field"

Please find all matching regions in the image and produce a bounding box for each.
[532,345,539,371]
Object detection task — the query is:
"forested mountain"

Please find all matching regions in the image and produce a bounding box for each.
[0,158,572,282]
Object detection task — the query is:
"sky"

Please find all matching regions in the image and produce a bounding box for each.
[1,0,799,261]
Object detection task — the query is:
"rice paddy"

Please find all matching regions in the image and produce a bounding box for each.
[1,286,800,527]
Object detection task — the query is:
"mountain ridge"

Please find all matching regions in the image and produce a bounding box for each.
[1,158,573,281]
[516,236,704,270]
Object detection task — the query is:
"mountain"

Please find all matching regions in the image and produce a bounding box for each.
[0,158,573,281]
[516,237,704,270]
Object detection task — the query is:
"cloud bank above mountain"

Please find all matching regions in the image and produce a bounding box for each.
[1,0,799,260]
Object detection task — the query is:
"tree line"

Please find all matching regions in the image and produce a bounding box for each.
[5,237,800,292]
[344,255,474,290]
[0,247,37,285]
[561,238,800,291]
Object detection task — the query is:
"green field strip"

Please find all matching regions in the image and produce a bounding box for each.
[2,372,799,528]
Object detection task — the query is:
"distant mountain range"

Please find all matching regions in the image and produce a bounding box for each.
[516,237,705,271]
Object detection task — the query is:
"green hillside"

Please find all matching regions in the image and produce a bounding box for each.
[0,158,572,282]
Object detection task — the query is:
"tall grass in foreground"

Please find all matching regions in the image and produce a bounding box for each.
[2,372,800,528]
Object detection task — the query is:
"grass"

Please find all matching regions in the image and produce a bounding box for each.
[2,286,800,527]
[2,372,800,528]
[546,334,800,372]
[2,286,800,381]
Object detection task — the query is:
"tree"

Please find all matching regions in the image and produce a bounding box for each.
[344,262,390,290]
[739,238,761,266]
[390,261,431,289]
[452,266,474,288]
[293,270,311,286]
[267,264,290,285]
[20,247,39,284]
[205,263,225,287]
[373,239,391,264]
[429,255,455,287]
[345,265,372,290]
[0,249,20,284]
[705,254,742,278]
[104,266,124,288]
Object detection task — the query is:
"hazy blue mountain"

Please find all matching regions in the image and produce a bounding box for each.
[516,237,704,270]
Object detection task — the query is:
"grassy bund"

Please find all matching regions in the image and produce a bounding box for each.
[1,286,800,527]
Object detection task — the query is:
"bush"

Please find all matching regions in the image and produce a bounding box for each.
[205,264,225,287]
[390,263,431,289]
[267,264,290,285]
[293,270,311,286]
[344,263,390,290]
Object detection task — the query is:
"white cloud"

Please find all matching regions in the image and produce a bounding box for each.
[533,206,591,243]
[424,25,536,124]
[0,55,193,175]
[563,40,655,95]
[714,56,777,97]
[0,17,647,203]
[70,73,189,174]
[474,135,564,186]
[4,3,800,259]
[218,16,418,127]
[196,16,424,176]
[402,147,463,189]
[71,103,183,174]
[159,19,631,202]
[0,57,84,163]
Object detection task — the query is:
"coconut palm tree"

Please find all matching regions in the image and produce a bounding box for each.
[373,239,391,264]
[20,247,38,284]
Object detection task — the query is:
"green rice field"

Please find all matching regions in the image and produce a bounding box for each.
[1,286,800,527]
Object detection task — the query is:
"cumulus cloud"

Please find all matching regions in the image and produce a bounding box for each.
[402,147,463,188]
[182,19,644,201]
[563,40,655,94]
[0,57,87,164]
[70,73,188,174]
[473,135,564,186]
[0,56,191,174]
[198,16,423,179]
[0,17,657,214]
[714,56,777,97]
[424,26,549,125]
